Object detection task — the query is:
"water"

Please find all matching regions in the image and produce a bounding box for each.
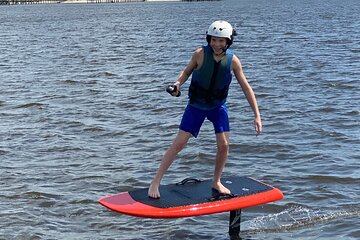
[0,0,359,239]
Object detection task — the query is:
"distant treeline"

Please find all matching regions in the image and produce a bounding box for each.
[0,0,142,4]
[0,0,219,4]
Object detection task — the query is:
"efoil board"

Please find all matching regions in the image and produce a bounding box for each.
[98,176,283,218]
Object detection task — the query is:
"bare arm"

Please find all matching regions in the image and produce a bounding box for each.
[232,55,262,135]
[170,48,202,96]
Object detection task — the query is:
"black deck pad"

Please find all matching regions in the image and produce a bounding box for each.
[129,176,273,209]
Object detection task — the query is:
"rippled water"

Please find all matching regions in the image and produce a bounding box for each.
[0,0,359,239]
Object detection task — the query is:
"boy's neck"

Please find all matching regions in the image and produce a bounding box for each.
[213,52,226,62]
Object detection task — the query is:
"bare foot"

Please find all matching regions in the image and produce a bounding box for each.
[148,182,160,199]
[212,181,231,195]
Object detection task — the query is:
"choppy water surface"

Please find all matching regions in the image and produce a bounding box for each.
[0,0,359,239]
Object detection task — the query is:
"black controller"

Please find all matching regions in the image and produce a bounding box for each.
[166,85,181,97]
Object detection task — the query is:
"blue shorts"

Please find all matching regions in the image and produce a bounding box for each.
[179,104,230,138]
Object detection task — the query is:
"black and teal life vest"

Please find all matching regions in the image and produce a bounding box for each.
[188,44,234,110]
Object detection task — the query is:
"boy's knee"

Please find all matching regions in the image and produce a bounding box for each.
[172,138,189,153]
[217,140,229,154]
[173,141,186,152]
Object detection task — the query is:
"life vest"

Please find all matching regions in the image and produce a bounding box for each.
[188,45,233,110]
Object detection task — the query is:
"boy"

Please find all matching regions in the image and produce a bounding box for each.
[148,20,262,199]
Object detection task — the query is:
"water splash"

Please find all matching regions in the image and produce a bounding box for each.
[242,205,360,234]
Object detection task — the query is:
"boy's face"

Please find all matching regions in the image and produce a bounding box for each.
[210,37,228,55]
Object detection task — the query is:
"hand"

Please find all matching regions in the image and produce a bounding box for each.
[254,116,262,136]
[166,84,181,97]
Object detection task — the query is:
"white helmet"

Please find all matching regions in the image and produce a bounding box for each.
[207,20,234,40]
[206,20,236,48]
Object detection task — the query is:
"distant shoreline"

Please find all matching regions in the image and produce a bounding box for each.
[0,0,219,5]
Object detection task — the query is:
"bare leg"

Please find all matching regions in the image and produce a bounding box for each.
[212,132,231,194]
[148,130,192,198]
